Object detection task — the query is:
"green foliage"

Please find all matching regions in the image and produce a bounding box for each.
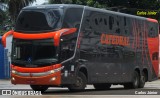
[95,0,160,9]
[48,0,106,8]
[8,0,36,22]
[0,0,36,35]
[1,0,36,23]
[0,10,12,35]
[48,0,160,22]
[48,0,160,10]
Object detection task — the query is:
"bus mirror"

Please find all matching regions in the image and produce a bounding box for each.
[2,30,14,47]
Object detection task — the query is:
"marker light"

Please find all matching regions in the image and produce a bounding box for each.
[12,70,17,74]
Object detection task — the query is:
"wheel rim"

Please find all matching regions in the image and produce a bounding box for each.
[134,74,138,86]
[141,75,145,83]
[134,78,138,86]
[75,77,83,87]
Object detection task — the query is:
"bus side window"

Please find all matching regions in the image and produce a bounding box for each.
[109,16,114,30]
[104,19,107,25]
[124,17,126,26]
[148,27,156,37]
[123,17,129,36]
[115,16,121,34]
[148,22,158,38]
[60,41,73,62]
[59,35,76,62]
[62,8,83,28]
[152,52,158,60]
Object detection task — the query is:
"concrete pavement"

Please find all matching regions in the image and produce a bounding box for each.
[1,79,160,98]
[1,79,160,89]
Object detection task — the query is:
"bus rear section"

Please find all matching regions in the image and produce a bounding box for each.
[78,7,159,89]
[1,4,159,92]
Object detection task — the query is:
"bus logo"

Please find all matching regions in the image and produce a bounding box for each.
[100,34,130,46]
[28,57,32,63]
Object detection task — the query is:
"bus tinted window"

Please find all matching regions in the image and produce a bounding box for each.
[15,9,61,32]
[62,8,83,28]
[109,16,114,30]
[148,22,158,38]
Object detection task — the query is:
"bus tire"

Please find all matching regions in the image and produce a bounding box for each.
[30,85,48,92]
[139,71,146,88]
[68,72,87,91]
[124,71,140,89]
[124,83,132,89]
[93,83,111,90]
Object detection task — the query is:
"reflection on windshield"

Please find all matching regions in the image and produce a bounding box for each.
[15,9,61,32]
[12,39,57,67]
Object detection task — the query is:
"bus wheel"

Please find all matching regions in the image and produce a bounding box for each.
[139,71,146,88]
[93,83,111,90]
[30,85,48,92]
[124,71,140,89]
[68,72,87,91]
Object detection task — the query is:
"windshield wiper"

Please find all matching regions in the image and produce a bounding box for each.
[12,60,27,65]
[33,59,57,65]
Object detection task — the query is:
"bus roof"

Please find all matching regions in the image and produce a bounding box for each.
[23,4,158,23]
[22,4,84,10]
[85,6,157,22]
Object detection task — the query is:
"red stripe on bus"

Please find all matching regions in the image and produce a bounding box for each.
[147,18,158,23]
[147,37,159,76]
[13,28,77,46]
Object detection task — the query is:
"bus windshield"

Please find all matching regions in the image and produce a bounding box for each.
[15,9,62,32]
[12,38,58,67]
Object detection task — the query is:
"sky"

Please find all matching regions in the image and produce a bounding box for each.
[32,0,48,6]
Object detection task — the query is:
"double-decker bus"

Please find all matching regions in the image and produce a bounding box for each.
[2,4,159,92]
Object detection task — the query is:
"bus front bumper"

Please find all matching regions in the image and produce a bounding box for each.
[11,69,62,85]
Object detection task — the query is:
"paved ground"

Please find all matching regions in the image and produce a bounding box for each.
[0,79,160,98]
[2,95,160,98]
[1,79,160,89]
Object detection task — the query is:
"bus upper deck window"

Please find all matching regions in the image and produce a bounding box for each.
[109,16,114,30]
[104,19,107,25]
[46,10,60,28]
[124,17,126,26]
[15,9,61,32]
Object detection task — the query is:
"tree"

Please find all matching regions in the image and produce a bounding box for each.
[0,0,36,23]
[0,0,35,35]
[0,1,8,35]
[48,0,106,8]
[95,0,160,9]
[48,0,160,22]
[7,0,36,23]
[0,1,7,23]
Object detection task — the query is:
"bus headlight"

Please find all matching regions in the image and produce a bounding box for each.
[49,66,64,74]
[50,77,56,81]
[50,70,55,74]
[12,77,15,81]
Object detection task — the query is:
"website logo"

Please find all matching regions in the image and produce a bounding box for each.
[2,90,11,95]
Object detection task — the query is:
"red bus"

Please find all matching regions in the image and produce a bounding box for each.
[2,4,159,92]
